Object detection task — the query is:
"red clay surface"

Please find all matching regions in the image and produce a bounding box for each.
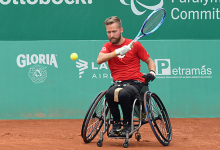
[0,118,220,150]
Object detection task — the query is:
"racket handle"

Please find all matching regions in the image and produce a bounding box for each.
[128,41,135,48]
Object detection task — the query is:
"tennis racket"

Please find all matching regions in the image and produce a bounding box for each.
[129,8,166,48]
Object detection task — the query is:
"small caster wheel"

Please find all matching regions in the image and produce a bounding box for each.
[123,142,129,148]
[97,140,102,147]
[123,139,129,148]
[137,135,141,141]
[135,133,141,141]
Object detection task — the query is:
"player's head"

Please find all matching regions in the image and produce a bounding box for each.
[104,16,122,28]
[104,16,123,45]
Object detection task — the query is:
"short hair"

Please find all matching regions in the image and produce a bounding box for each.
[104,16,122,28]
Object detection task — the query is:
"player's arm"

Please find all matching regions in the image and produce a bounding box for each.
[144,57,156,73]
[142,57,156,83]
[97,45,131,64]
[97,52,115,64]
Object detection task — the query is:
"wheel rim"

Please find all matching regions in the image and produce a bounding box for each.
[150,93,172,142]
[144,92,172,145]
[84,91,107,142]
[81,91,103,138]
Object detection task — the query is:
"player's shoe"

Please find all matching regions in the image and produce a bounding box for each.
[109,122,121,137]
[120,123,132,138]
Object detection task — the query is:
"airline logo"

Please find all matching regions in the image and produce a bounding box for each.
[76,59,88,78]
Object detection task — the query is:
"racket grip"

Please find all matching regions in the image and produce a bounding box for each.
[128,41,135,48]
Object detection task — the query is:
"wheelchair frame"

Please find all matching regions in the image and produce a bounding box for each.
[81,83,172,148]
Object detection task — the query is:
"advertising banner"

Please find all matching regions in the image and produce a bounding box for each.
[0,0,219,40]
[0,40,219,119]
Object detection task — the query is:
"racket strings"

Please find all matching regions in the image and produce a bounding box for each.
[143,10,165,34]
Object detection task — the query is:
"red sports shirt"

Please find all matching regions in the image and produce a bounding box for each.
[100,38,150,83]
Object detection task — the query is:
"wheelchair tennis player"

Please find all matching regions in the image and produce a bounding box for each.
[97,16,156,137]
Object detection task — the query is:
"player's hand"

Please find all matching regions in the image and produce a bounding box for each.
[142,71,156,84]
[114,45,131,56]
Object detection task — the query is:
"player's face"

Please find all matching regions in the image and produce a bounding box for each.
[106,22,123,44]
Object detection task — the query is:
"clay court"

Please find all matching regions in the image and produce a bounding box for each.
[0,118,219,150]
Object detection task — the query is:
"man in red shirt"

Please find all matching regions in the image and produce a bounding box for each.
[97,16,156,137]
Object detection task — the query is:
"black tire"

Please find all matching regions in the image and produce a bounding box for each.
[135,133,141,141]
[123,140,129,148]
[97,140,103,147]
[144,92,172,146]
[82,90,107,143]
[81,91,104,138]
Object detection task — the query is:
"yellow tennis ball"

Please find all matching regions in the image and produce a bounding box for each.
[70,53,78,60]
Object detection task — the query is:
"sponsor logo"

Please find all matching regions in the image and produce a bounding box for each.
[0,0,92,5]
[171,0,220,20]
[155,59,212,79]
[118,55,125,60]
[28,65,47,84]
[17,54,58,83]
[76,58,213,79]
[76,59,111,79]
[120,0,164,15]
[155,59,171,75]
[76,59,88,78]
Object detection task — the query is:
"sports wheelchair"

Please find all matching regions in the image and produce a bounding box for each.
[81,81,172,148]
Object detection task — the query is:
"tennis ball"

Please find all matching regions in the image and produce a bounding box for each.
[70,53,78,60]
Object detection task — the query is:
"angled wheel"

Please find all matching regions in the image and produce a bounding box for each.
[144,92,172,146]
[81,91,104,138]
[82,90,108,143]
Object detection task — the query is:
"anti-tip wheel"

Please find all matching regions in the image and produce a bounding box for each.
[123,142,129,148]
[97,140,102,147]
[136,135,141,141]
[135,133,141,141]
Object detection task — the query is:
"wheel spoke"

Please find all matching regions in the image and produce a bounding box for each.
[82,90,107,143]
[144,92,172,145]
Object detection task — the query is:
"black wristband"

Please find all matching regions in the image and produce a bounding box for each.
[150,70,155,73]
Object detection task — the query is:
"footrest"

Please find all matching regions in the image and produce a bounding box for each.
[108,134,132,139]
